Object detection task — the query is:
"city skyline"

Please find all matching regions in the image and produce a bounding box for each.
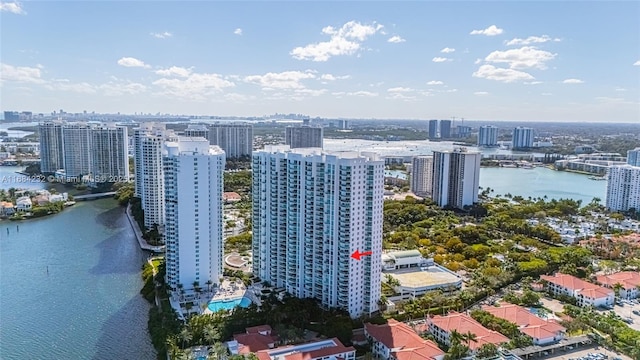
[1,1,639,123]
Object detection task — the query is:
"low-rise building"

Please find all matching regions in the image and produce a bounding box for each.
[540,273,614,307]
[15,196,32,212]
[0,201,15,216]
[227,325,277,355]
[365,319,445,360]
[596,272,640,300]
[481,303,566,346]
[382,251,462,300]
[426,312,509,352]
[223,192,242,203]
[254,338,355,360]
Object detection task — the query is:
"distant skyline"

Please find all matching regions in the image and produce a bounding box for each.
[1,1,639,123]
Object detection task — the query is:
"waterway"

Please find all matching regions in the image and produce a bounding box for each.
[0,199,155,358]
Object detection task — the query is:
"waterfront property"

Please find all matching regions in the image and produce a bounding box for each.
[227,325,277,355]
[164,137,226,300]
[540,273,614,307]
[606,164,640,212]
[254,338,355,360]
[431,148,480,209]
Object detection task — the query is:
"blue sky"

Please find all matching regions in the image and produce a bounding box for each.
[1,1,639,122]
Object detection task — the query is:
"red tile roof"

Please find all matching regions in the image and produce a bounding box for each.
[365,320,444,360]
[428,312,509,351]
[596,271,640,290]
[541,273,613,300]
[223,192,242,201]
[255,338,354,360]
[482,303,565,341]
[233,333,276,354]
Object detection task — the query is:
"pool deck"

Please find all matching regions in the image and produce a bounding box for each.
[202,279,248,314]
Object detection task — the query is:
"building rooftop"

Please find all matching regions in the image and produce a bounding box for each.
[428,312,509,351]
[482,303,566,341]
[596,271,640,290]
[541,273,613,299]
[255,338,354,360]
[389,267,461,289]
[386,250,422,259]
[365,320,444,360]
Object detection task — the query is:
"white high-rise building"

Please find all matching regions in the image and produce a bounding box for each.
[432,149,481,209]
[512,127,534,149]
[62,123,92,179]
[478,125,499,147]
[411,156,433,197]
[209,123,253,158]
[133,123,167,198]
[627,147,640,167]
[285,125,324,149]
[606,165,640,212]
[164,137,225,293]
[252,146,384,318]
[39,120,65,174]
[89,124,129,188]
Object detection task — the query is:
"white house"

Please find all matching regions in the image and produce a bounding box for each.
[15,196,32,212]
[596,272,640,300]
[482,303,566,346]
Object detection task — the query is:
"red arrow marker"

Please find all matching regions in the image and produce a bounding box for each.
[351,250,373,261]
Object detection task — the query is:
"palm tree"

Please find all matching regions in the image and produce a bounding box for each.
[462,331,478,348]
[612,282,624,299]
[166,335,182,360]
[204,324,220,344]
[208,342,228,360]
[179,327,193,349]
[476,343,498,359]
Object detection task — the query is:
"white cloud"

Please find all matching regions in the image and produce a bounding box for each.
[524,81,543,85]
[336,91,378,97]
[505,35,561,46]
[244,70,316,89]
[615,87,627,92]
[470,25,503,36]
[294,88,327,96]
[155,66,193,78]
[150,31,172,39]
[0,63,44,83]
[388,36,406,43]
[474,91,489,96]
[541,93,552,96]
[117,57,151,68]
[562,78,584,84]
[427,80,444,85]
[291,21,384,61]
[440,47,456,53]
[0,2,25,14]
[99,80,147,96]
[319,74,350,81]
[634,60,640,66]
[484,46,556,69]
[153,72,235,100]
[234,28,243,36]
[387,92,417,101]
[432,57,451,63]
[387,87,414,92]
[472,64,535,83]
[474,58,482,65]
[45,79,96,94]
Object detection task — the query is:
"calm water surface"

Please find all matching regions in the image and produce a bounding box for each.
[0,198,155,359]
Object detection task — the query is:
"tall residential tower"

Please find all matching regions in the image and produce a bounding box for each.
[39,120,65,174]
[411,156,434,198]
[209,123,253,158]
[431,149,481,209]
[512,127,534,149]
[606,165,640,212]
[252,146,384,318]
[285,125,324,149]
[478,125,499,147]
[164,137,225,293]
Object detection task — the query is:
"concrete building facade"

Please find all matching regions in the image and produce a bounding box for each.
[606,165,640,212]
[410,155,433,197]
[431,149,481,209]
[209,123,253,158]
[285,125,324,149]
[164,137,225,293]
[478,125,499,147]
[39,120,65,174]
[252,145,384,318]
[512,127,534,149]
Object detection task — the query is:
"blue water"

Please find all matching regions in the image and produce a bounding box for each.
[207,297,251,312]
[0,198,155,359]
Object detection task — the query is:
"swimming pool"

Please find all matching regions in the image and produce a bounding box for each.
[207,297,252,312]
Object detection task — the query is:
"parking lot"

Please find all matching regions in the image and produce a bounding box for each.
[543,346,631,360]
[608,300,640,331]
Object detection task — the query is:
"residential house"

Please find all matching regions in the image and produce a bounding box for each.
[223,192,242,203]
[15,196,32,212]
[365,319,445,360]
[541,273,614,307]
[426,312,510,352]
[0,201,15,216]
[596,272,640,300]
[481,303,566,346]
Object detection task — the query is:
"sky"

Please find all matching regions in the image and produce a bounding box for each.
[1,1,639,122]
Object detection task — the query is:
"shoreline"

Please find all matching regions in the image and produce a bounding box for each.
[124,203,165,253]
